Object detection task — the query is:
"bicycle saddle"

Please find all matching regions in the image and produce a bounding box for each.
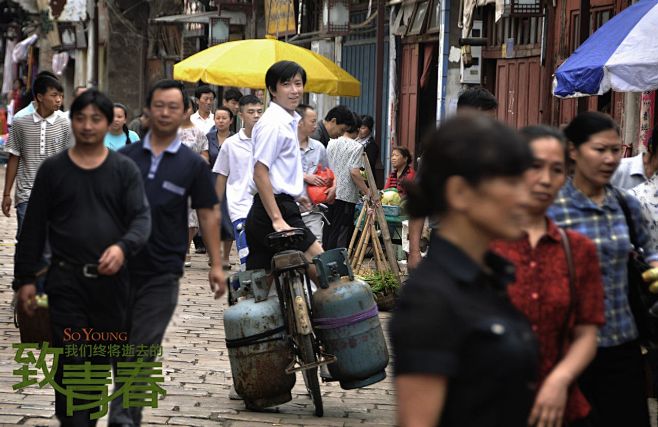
[266,228,306,252]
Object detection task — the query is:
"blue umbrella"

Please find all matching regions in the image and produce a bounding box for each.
[553,0,658,97]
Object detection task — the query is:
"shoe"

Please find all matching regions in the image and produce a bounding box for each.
[228,385,242,400]
[223,261,232,271]
[320,364,336,381]
[195,247,206,254]
[185,255,192,267]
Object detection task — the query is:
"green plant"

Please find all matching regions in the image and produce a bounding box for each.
[360,271,400,294]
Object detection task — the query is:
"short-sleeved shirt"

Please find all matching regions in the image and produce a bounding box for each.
[251,101,304,198]
[190,111,215,134]
[300,137,328,199]
[492,219,605,422]
[178,126,209,155]
[611,153,647,190]
[390,235,539,427]
[120,134,218,276]
[548,178,658,347]
[326,137,364,204]
[6,111,73,204]
[629,175,658,254]
[213,129,253,222]
[104,130,140,151]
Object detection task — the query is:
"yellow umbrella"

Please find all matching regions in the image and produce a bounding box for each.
[173,37,360,97]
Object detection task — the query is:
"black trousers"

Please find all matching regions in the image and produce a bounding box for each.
[109,272,179,427]
[578,340,650,427]
[47,264,129,427]
[323,199,356,250]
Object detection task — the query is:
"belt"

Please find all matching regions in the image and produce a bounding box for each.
[53,259,100,279]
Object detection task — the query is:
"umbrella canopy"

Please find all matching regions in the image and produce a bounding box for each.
[174,38,361,97]
[553,0,658,97]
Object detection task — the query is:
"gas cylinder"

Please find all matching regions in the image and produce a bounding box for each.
[312,249,389,390]
[223,270,295,409]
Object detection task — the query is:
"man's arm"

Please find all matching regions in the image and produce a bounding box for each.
[191,158,225,298]
[215,174,228,203]
[14,164,51,316]
[407,218,424,270]
[197,206,226,299]
[350,168,371,198]
[2,154,19,217]
[254,161,290,232]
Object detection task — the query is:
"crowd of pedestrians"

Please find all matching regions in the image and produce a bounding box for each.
[6,60,658,427]
[396,86,658,426]
[4,61,387,426]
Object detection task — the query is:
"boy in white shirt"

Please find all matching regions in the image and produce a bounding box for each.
[213,94,263,270]
[245,61,324,273]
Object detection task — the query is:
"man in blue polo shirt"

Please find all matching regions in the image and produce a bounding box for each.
[109,79,226,427]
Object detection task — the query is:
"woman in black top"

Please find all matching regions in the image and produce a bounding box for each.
[390,116,539,426]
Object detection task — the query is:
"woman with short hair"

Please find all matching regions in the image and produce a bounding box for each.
[493,125,604,427]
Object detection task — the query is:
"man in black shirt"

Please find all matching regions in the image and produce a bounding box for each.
[109,80,225,427]
[310,105,355,147]
[13,89,151,426]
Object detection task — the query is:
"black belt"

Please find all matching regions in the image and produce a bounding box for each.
[53,259,100,279]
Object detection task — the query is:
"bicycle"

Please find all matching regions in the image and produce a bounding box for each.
[266,228,335,417]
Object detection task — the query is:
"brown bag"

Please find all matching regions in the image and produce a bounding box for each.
[14,296,52,344]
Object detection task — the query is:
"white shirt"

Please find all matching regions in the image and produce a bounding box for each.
[327,136,364,204]
[611,153,648,190]
[190,111,215,134]
[251,102,304,198]
[213,129,254,222]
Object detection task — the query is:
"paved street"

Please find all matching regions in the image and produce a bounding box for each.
[0,169,396,427]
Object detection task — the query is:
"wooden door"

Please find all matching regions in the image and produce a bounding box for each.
[398,44,420,151]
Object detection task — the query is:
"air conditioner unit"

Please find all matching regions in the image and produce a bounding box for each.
[460,20,483,84]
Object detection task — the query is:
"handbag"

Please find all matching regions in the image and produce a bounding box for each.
[307,164,335,205]
[13,267,52,345]
[14,293,52,345]
[612,188,658,347]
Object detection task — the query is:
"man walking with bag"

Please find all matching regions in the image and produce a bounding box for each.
[14,89,151,426]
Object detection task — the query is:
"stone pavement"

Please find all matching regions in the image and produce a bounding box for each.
[0,185,396,426]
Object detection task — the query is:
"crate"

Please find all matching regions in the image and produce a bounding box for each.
[382,205,400,217]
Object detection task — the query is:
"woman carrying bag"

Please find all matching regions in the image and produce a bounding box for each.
[548,112,658,427]
[493,125,605,427]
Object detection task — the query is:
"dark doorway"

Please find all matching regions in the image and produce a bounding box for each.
[415,42,438,163]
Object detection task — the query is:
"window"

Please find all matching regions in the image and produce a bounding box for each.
[427,0,441,33]
[592,8,613,32]
[407,1,430,35]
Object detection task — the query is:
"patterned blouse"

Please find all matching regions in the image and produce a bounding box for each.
[384,165,415,196]
[492,219,605,422]
[178,126,209,155]
[629,175,658,253]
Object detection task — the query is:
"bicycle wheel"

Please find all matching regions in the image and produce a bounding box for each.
[299,334,323,416]
[290,274,323,417]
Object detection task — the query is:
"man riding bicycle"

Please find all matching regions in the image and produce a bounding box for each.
[244,61,324,279]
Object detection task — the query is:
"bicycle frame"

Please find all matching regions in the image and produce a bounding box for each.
[272,255,335,374]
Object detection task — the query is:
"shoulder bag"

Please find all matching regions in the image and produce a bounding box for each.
[557,227,576,358]
[612,188,658,347]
